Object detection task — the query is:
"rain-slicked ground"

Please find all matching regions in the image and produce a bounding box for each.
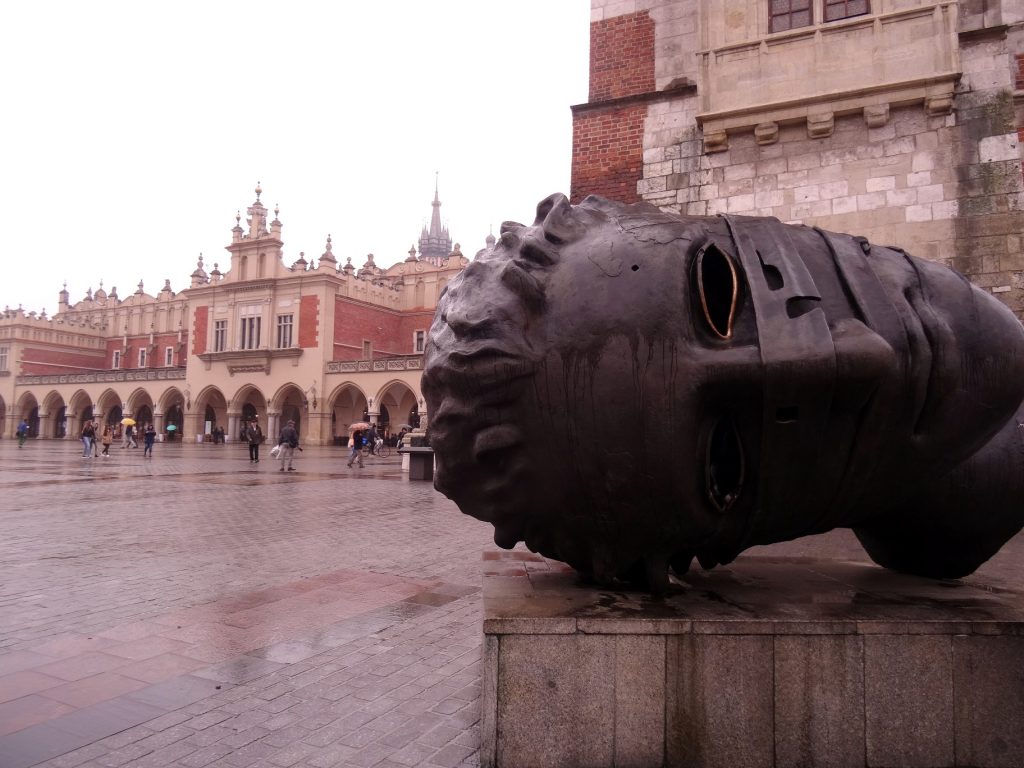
[1,437,1022,768]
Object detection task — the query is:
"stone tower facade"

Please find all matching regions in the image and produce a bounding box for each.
[571,0,1024,316]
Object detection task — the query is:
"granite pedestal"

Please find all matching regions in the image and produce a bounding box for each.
[481,551,1024,768]
[399,446,434,481]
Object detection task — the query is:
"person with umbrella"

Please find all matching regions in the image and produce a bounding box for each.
[121,418,138,449]
[347,421,369,468]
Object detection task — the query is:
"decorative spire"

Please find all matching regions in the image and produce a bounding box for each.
[343,256,355,274]
[418,174,453,266]
[136,280,144,294]
[246,185,269,238]
[406,245,418,263]
[190,253,208,286]
[319,234,337,264]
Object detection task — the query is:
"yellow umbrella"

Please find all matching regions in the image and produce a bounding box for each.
[121,417,136,426]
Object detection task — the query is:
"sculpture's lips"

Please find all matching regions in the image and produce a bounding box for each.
[430,345,537,390]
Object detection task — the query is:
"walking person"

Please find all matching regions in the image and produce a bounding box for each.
[16,419,29,448]
[278,419,299,471]
[347,427,365,468]
[122,423,138,449]
[367,423,378,456]
[100,424,113,456]
[81,420,96,458]
[246,419,264,463]
[143,423,156,457]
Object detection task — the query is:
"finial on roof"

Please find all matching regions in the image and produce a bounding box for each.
[255,181,262,201]
[236,211,241,225]
[319,234,336,264]
[274,203,279,218]
[136,280,144,294]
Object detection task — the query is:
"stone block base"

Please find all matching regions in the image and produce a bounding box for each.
[481,551,1024,768]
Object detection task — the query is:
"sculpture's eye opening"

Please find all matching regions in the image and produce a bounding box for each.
[706,415,744,513]
[696,244,739,340]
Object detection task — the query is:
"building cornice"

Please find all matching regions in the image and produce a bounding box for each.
[197,347,303,375]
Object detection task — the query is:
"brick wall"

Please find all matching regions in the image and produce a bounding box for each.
[333,298,414,360]
[589,11,655,102]
[571,11,656,204]
[298,295,319,349]
[21,346,105,375]
[192,306,209,356]
[571,106,648,203]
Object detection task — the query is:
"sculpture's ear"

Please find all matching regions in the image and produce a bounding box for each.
[533,193,583,245]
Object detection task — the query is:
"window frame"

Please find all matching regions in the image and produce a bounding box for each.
[823,0,869,23]
[276,314,294,349]
[165,346,174,367]
[239,305,262,350]
[0,346,7,371]
[112,350,121,370]
[768,0,870,33]
[768,0,813,33]
[213,319,227,352]
[138,348,147,368]
[414,330,426,354]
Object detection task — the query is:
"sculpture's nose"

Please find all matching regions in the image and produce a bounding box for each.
[445,296,487,336]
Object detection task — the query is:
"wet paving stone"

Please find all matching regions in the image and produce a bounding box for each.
[0,441,492,767]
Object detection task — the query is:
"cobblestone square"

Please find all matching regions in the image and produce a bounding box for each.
[2,439,1023,768]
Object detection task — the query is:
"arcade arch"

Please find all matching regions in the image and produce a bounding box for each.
[42,391,67,438]
[67,389,93,439]
[328,383,368,441]
[127,388,155,429]
[96,388,123,427]
[158,386,186,440]
[271,383,305,438]
[374,380,419,433]
[15,391,39,438]
[194,386,228,439]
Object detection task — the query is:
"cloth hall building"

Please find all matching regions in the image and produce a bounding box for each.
[0,185,471,445]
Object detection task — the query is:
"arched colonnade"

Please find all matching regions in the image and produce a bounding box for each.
[2,379,422,446]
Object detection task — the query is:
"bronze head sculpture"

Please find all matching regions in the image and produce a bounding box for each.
[423,194,1024,593]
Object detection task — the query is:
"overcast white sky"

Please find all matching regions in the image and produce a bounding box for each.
[1,1,590,315]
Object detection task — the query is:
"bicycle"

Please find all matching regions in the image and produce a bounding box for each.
[360,439,390,459]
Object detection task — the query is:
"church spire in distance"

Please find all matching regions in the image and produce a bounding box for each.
[418,173,452,266]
